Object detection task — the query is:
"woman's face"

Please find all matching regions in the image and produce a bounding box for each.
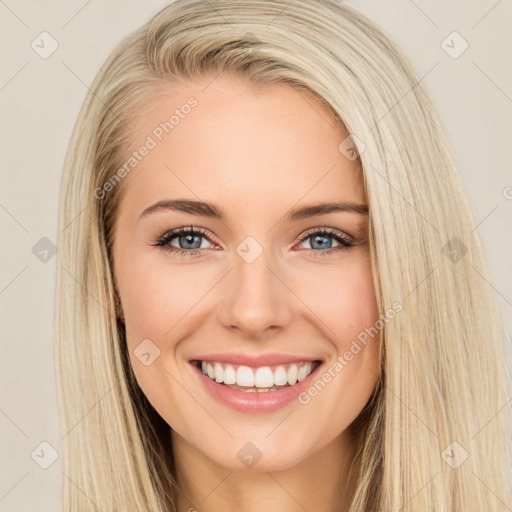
[112,74,380,471]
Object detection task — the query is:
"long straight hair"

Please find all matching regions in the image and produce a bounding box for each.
[54,1,512,510]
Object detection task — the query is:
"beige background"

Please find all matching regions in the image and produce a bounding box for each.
[1,1,511,510]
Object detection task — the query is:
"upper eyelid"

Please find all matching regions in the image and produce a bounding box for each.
[299,227,352,241]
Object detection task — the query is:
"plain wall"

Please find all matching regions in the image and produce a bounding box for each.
[0,1,510,510]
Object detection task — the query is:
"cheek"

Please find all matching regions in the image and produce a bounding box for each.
[118,257,204,429]
[294,256,379,343]
[293,261,381,430]
[291,255,381,399]
[119,256,209,340]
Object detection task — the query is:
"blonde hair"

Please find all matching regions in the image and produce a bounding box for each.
[54,0,512,510]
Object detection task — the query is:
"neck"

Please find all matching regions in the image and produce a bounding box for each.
[170,427,358,512]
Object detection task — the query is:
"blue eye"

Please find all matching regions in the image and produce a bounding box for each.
[297,228,354,257]
[153,226,213,258]
[152,226,354,258]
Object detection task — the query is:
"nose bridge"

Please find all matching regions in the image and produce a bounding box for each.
[217,238,294,338]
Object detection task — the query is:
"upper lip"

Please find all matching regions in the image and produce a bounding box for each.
[189,353,322,367]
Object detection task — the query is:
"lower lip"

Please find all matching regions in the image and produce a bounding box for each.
[190,361,323,413]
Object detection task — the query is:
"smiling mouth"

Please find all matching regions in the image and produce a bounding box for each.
[191,359,322,392]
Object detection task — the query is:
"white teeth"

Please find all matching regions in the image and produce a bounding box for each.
[214,362,223,383]
[287,365,298,385]
[297,363,311,382]
[237,365,255,387]
[223,364,237,385]
[254,367,274,388]
[200,360,317,388]
[274,365,288,386]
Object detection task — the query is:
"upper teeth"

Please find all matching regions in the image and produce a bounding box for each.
[201,361,316,387]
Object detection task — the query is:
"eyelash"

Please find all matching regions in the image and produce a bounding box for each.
[152,225,355,259]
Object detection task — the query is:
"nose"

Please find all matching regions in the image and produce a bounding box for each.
[216,247,295,340]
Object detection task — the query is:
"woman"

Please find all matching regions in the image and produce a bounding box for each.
[54,0,512,510]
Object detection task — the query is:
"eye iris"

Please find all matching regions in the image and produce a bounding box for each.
[311,234,332,250]
[180,234,201,249]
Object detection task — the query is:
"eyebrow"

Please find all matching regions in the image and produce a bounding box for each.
[138,199,369,222]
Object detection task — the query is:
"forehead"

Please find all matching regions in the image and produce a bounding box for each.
[117,75,365,223]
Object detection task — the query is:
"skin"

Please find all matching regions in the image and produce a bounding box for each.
[112,74,381,512]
